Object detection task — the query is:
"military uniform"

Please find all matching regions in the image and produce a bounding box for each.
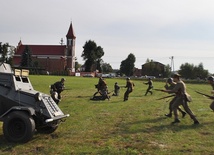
[208,76,214,111]
[50,78,65,104]
[124,78,134,101]
[112,82,120,96]
[170,75,199,124]
[164,78,186,118]
[93,78,110,100]
[144,78,153,96]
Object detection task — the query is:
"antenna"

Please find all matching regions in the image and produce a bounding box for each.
[169,56,174,72]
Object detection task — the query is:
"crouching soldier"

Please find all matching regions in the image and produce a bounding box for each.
[50,78,65,104]
[112,82,120,96]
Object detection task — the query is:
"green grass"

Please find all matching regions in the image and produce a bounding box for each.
[0,76,214,155]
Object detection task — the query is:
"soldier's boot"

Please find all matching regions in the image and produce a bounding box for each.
[193,120,200,125]
[165,113,172,118]
[181,111,186,118]
[171,118,180,124]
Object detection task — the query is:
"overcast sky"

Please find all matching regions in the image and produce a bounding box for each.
[1,0,214,73]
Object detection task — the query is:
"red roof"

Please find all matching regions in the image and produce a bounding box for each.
[66,22,76,39]
[15,44,66,56]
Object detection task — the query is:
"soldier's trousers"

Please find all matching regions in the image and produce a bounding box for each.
[171,96,197,121]
[124,90,132,101]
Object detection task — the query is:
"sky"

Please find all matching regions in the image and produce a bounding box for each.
[1,0,214,73]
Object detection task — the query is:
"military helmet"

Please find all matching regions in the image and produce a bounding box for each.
[208,76,214,82]
[167,78,173,83]
[126,77,130,80]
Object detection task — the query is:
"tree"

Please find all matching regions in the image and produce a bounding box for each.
[120,53,136,76]
[20,45,32,67]
[179,63,194,79]
[102,63,113,73]
[179,62,208,79]
[193,63,208,79]
[0,42,15,65]
[81,40,104,72]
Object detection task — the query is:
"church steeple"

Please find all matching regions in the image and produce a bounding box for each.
[66,22,76,39]
[66,22,76,72]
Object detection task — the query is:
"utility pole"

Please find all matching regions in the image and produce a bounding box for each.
[169,56,174,72]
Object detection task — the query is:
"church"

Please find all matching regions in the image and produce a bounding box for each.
[13,22,76,75]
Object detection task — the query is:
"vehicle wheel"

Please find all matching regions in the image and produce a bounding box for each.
[3,111,35,143]
[37,121,59,134]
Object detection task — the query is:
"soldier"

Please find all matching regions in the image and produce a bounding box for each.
[50,78,65,104]
[93,77,104,97]
[93,77,110,100]
[112,82,120,96]
[162,74,199,125]
[124,78,135,101]
[164,78,186,118]
[207,76,214,111]
[144,78,153,96]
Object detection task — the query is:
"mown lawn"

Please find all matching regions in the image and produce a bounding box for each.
[0,75,214,155]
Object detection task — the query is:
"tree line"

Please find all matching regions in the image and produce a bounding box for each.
[0,41,210,79]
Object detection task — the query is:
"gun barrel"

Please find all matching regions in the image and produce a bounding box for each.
[195,91,214,99]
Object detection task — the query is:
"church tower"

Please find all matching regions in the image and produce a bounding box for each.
[66,22,76,72]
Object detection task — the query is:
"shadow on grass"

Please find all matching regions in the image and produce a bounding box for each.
[116,116,209,135]
[76,95,92,98]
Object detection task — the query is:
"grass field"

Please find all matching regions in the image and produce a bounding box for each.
[0,75,214,155]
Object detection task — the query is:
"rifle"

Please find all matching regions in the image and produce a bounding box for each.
[156,94,175,100]
[63,88,71,90]
[153,88,164,92]
[195,91,214,99]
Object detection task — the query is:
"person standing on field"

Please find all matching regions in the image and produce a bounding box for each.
[162,74,199,125]
[124,78,135,101]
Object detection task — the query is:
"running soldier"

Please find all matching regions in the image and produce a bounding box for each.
[164,78,186,118]
[124,78,135,101]
[162,74,199,125]
[144,78,153,96]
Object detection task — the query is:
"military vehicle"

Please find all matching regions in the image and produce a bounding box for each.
[0,63,69,143]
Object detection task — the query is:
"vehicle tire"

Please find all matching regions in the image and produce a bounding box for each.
[3,111,35,143]
[37,121,59,134]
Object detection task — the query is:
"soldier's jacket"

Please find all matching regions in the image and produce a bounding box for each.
[145,80,153,88]
[164,82,176,91]
[52,81,64,93]
[125,80,135,92]
[172,80,192,102]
